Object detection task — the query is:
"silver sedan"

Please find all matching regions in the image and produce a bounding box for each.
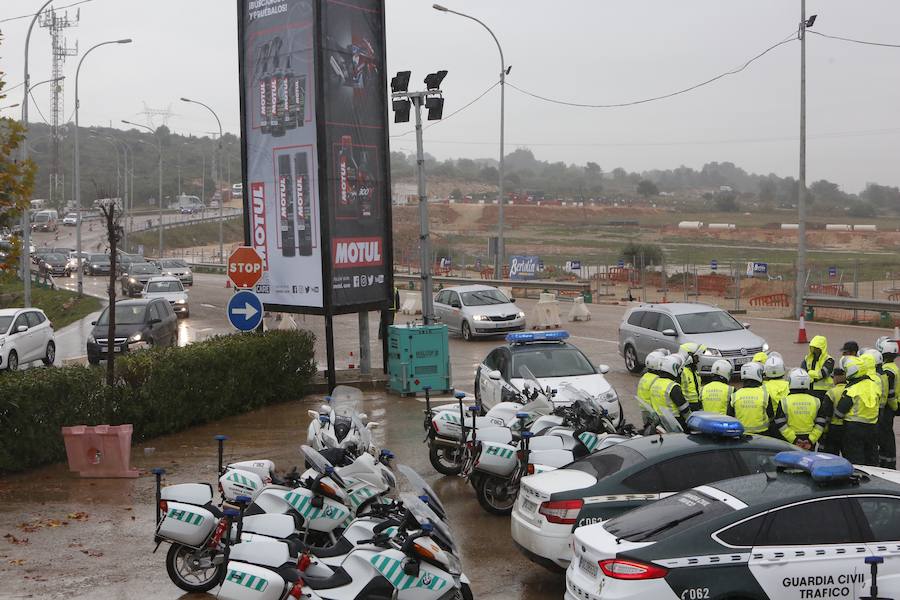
[434,284,526,341]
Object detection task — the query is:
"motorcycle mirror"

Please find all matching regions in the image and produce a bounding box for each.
[488,370,502,381]
[598,364,610,374]
[307,409,319,419]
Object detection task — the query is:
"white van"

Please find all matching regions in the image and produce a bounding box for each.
[172,194,204,212]
[32,210,59,232]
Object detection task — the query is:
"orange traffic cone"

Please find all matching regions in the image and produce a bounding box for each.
[225,279,232,289]
[796,316,809,344]
[348,351,356,369]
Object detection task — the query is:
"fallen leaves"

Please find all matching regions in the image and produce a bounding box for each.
[3,533,28,545]
[66,512,89,522]
[8,559,25,566]
[80,549,103,558]
[16,512,89,533]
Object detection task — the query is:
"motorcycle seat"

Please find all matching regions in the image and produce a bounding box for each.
[302,566,353,590]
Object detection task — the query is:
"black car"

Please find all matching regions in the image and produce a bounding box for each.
[120,262,161,297]
[83,253,112,275]
[38,253,70,277]
[116,251,147,275]
[87,299,178,364]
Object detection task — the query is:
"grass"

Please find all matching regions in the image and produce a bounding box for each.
[0,273,102,329]
[127,216,243,255]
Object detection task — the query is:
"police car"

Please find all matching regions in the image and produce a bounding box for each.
[512,414,793,571]
[565,451,900,600]
[475,331,621,423]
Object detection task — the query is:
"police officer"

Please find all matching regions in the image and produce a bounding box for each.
[840,340,859,358]
[775,368,831,450]
[637,349,667,428]
[822,361,848,456]
[679,342,704,410]
[863,347,895,468]
[700,359,733,415]
[801,335,835,402]
[762,354,789,413]
[729,362,772,435]
[649,354,692,427]
[834,356,879,466]
[752,351,769,365]
[876,338,899,469]
[378,286,401,340]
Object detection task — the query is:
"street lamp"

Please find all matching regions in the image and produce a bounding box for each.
[20,0,56,307]
[433,3,508,277]
[181,97,224,262]
[74,39,132,297]
[0,103,21,111]
[122,118,163,259]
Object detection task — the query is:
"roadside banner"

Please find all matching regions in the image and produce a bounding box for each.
[509,255,540,280]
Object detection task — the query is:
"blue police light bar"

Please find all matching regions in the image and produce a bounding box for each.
[686,412,745,437]
[506,330,570,343]
[774,451,854,482]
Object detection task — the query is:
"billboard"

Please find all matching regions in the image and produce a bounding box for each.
[238,0,391,314]
[509,255,540,281]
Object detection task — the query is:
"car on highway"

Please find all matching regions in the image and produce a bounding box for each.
[86,299,178,364]
[565,451,900,600]
[31,209,59,232]
[67,251,89,274]
[475,330,621,420]
[83,253,112,276]
[231,182,243,200]
[179,206,196,215]
[618,302,768,375]
[512,413,793,572]
[119,262,162,297]
[31,247,55,265]
[142,276,189,318]
[62,212,79,226]
[434,284,526,340]
[0,308,56,371]
[37,253,71,278]
[115,251,148,275]
[154,258,193,286]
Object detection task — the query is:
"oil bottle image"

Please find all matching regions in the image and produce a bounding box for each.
[256,42,271,135]
[282,56,296,132]
[277,154,296,257]
[337,135,358,218]
[269,39,285,137]
[357,150,373,219]
[295,152,312,256]
[290,73,306,128]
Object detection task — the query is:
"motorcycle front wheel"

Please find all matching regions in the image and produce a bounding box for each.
[475,475,517,515]
[165,543,225,593]
[429,444,462,476]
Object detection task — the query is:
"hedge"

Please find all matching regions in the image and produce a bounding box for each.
[0,329,316,473]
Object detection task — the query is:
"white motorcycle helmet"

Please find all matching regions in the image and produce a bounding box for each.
[740,362,764,383]
[861,347,883,366]
[875,338,899,356]
[787,367,812,390]
[645,350,666,372]
[710,359,733,380]
[763,354,786,379]
[659,354,685,378]
[842,356,864,379]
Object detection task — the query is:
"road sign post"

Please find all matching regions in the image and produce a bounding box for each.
[228,246,264,289]
[227,290,264,332]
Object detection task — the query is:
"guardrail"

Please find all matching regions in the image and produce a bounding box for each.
[393,273,590,295]
[129,210,242,234]
[802,294,900,313]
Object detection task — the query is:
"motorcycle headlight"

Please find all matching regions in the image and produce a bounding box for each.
[762,342,770,352]
[472,314,488,321]
[128,332,142,343]
[599,390,618,403]
[446,552,462,576]
[517,311,526,319]
[703,348,722,357]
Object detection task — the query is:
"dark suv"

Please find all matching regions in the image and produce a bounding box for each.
[86,299,178,364]
[120,262,161,296]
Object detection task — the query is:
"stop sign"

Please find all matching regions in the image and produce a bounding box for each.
[228,247,265,289]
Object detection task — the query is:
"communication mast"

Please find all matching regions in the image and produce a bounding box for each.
[40,7,79,206]
[140,102,174,129]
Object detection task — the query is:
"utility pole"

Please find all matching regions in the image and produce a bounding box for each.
[795,2,816,319]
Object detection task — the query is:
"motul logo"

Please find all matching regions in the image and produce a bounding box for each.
[296,176,306,231]
[339,156,348,206]
[333,238,383,268]
[279,176,288,220]
[259,82,266,117]
[250,183,268,268]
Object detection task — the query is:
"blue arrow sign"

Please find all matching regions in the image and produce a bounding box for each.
[828,266,837,278]
[227,290,263,332]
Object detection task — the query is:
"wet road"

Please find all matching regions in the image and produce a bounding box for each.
[3,280,899,598]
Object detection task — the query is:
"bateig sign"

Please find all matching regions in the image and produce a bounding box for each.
[509,255,540,280]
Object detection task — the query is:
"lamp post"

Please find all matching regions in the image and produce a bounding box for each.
[433,3,506,277]
[122,119,163,258]
[180,97,224,262]
[795,4,816,318]
[74,39,132,297]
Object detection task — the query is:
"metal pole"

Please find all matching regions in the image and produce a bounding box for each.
[325,315,336,391]
[853,258,859,322]
[19,0,54,306]
[358,312,371,375]
[735,261,741,311]
[795,0,808,319]
[180,98,223,261]
[158,139,163,257]
[414,96,434,324]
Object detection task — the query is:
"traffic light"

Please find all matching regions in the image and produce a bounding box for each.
[392,99,411,123]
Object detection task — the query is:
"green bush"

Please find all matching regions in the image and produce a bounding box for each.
[0,330,316,473]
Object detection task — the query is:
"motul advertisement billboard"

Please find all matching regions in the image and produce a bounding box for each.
[238,0,392,313]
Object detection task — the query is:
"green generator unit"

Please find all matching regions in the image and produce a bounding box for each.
[388,323,451,395]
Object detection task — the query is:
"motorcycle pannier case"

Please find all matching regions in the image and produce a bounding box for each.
[157,501,216,548]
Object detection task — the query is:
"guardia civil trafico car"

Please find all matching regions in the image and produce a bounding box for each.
[565,451,900,600]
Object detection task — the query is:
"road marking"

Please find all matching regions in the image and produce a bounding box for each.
[570,335,619,344]
[201,304,217,309]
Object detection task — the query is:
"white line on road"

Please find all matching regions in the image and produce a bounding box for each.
[201,304,218,309]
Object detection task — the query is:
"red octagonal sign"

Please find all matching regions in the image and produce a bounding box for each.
[228,247,264,289]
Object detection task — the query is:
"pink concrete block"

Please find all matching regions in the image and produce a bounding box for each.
[60,424,139,478]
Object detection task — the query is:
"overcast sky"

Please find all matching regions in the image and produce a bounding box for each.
[2,0,899,192]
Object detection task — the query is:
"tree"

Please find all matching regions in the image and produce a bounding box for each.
[449,188,462,200]
[98,199,124,386]
[636,179,659,198]
[758,179,776,205]
[714,193,739,212]
[620,242,663,267]
[478,165,499,183]
[0,40,37,272]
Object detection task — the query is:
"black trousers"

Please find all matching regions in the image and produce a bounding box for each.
[878,406,896,469]
[842,421,878,466]
[822,423,845,457]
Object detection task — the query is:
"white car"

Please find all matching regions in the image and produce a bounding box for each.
[0,308,56,371]
[141,276,189,318]
[434,284,526,340]
[475,331,621,423]
[63,212,79,226]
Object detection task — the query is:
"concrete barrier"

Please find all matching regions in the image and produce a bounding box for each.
[400,290,422,315]
[61,424,140,478]
[533,293,561,329]
[567,296,592,322]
